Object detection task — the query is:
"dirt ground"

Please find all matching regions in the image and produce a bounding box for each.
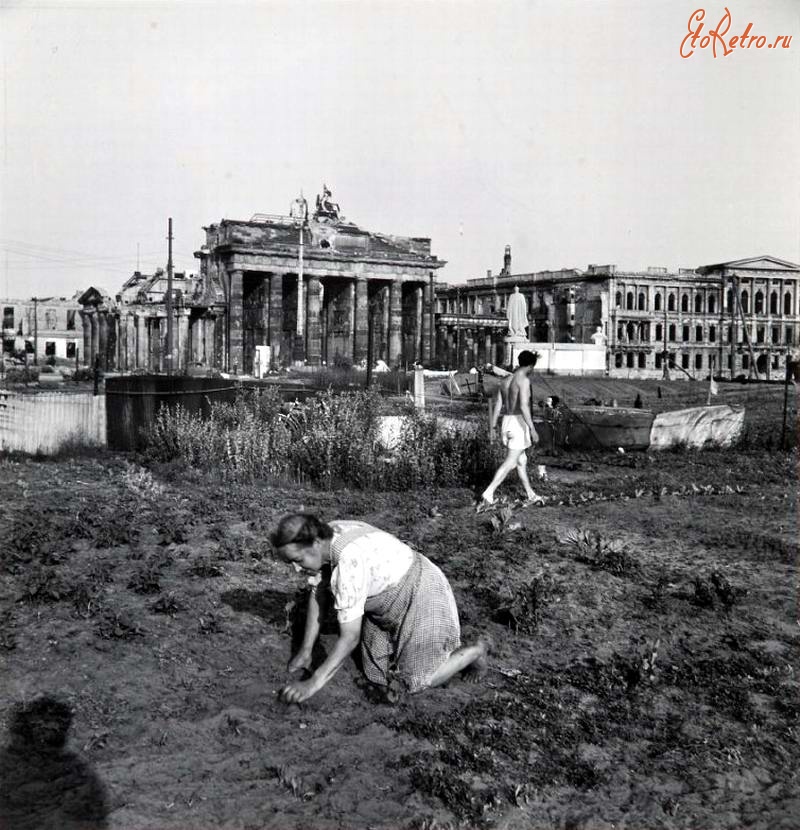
[1,435,798,828]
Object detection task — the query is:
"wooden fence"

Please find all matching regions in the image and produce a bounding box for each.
[0,390,106,454]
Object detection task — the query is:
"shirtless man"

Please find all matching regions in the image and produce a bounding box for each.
[478,350,544,510]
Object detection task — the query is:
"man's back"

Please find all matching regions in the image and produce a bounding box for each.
[500,369,528,415]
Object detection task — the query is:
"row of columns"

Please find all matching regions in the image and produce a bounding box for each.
[228,272,435,372]
[80,306,223,373]
[436,324,503,369]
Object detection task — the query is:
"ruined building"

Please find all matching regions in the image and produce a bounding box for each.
[434,253,800,379]
[79,188,444,372]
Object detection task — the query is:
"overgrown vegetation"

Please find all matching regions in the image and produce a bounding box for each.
[142,388,503,491]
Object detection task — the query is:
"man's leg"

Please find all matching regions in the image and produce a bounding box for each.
[516,449,545,504]
[481,447,522,504]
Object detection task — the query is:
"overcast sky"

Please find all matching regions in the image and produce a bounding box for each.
[1,0,798,299]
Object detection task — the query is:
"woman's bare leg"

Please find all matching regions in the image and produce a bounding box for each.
[426,636,492,688]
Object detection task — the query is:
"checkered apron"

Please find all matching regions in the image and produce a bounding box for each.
[360,551,462,693]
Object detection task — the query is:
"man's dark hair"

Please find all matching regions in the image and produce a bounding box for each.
[517,350,538,367]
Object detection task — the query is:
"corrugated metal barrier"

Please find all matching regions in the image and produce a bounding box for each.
[105,376,238,451]
[0,390,106,454]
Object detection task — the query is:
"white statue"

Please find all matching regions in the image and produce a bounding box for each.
[591,325,607,346]
[506,285,528,338]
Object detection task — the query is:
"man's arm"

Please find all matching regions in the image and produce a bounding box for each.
[519,378,536,437]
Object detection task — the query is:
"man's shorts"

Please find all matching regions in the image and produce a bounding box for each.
[501,415,532,451]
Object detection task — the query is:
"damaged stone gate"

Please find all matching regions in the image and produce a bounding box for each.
[78,189,445,373]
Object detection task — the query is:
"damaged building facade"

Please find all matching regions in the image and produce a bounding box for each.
[1,296,82,361]
[78,190,444,372]
[434,252,800,379]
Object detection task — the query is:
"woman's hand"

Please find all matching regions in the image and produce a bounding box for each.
[280,679,317,704]
[287,649,313,674]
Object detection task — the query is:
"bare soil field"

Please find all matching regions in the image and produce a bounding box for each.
[0,384,797,829]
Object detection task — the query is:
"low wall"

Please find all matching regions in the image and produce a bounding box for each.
[510,342,606,375]
[0,390,106,454]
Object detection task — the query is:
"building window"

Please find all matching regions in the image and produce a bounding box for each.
[741,290,749,312]
[67,310,76,330]
[45,341,56,356]
[615,353,623,368]
[615,291,622,308]
[638,292,645,311]
[727,289,734,312]
[682,325,690,342]
[770,292,778,315]
[45,309,57,330]
[755,291,764,314]
[626,353,634,368]
[2,307,14,330]
[655,323,663,342]
[66,342,77,359]
[668,352,676,368]
[772,326,780,344]
[638,352,646,368]
[626,322,636,342]
[708,295,716,314]
[654,293,662,311]
[695,354,703,370]
[756,326,765,344]
[626,291,634,310]
[668,324,676,341]
[617,324,625,340]
[726,325,731,342]
[709,325,716,343]
[772,355,780,370]
[786,327,794,345]
[681,294,689,312]
[695,325,703,342]
[742,354,750,370]
[668,294,676,312]
[785,292,793,315]
[694,294,703,313]
[682,353,690,369]
[655,352,663,369]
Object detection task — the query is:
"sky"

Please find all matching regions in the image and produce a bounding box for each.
[1,0,798,300]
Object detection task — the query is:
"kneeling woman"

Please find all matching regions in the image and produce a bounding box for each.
[270,513,489,703]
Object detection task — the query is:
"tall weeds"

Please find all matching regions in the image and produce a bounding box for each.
[142,387,501,491]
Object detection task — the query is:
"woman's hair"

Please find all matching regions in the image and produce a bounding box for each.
[269,512,333,551]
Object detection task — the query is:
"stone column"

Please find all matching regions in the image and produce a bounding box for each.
[177,309,190,372]
[484,330,492,365]
[135,314,147,370]
[116,313,126,371]
[228,269,243,373]
[203,315,214,367]
[125,312,135,372]
[306,277,322,365]
[269,275,283,368]
[80,310,92,366]
[422,275,433,364]
[96,312,106,369]
[380,284,390,361]
[89,309,100,366]
[388,278,403,365]
[414,284,424,363]
[354,277,369,363]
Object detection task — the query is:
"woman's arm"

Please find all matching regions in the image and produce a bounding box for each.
[280,617,362,703]
[287,586,328,671]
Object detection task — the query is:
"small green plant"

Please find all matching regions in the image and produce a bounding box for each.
[19,566,71,604]
[560,528,637,576]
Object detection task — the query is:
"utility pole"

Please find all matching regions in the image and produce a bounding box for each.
[166,218,173,375]
[33,296,38,366]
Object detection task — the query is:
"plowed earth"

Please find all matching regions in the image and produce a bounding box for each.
[0,444,797,830]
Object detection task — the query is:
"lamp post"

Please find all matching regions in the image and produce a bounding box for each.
[291,193,308,366]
